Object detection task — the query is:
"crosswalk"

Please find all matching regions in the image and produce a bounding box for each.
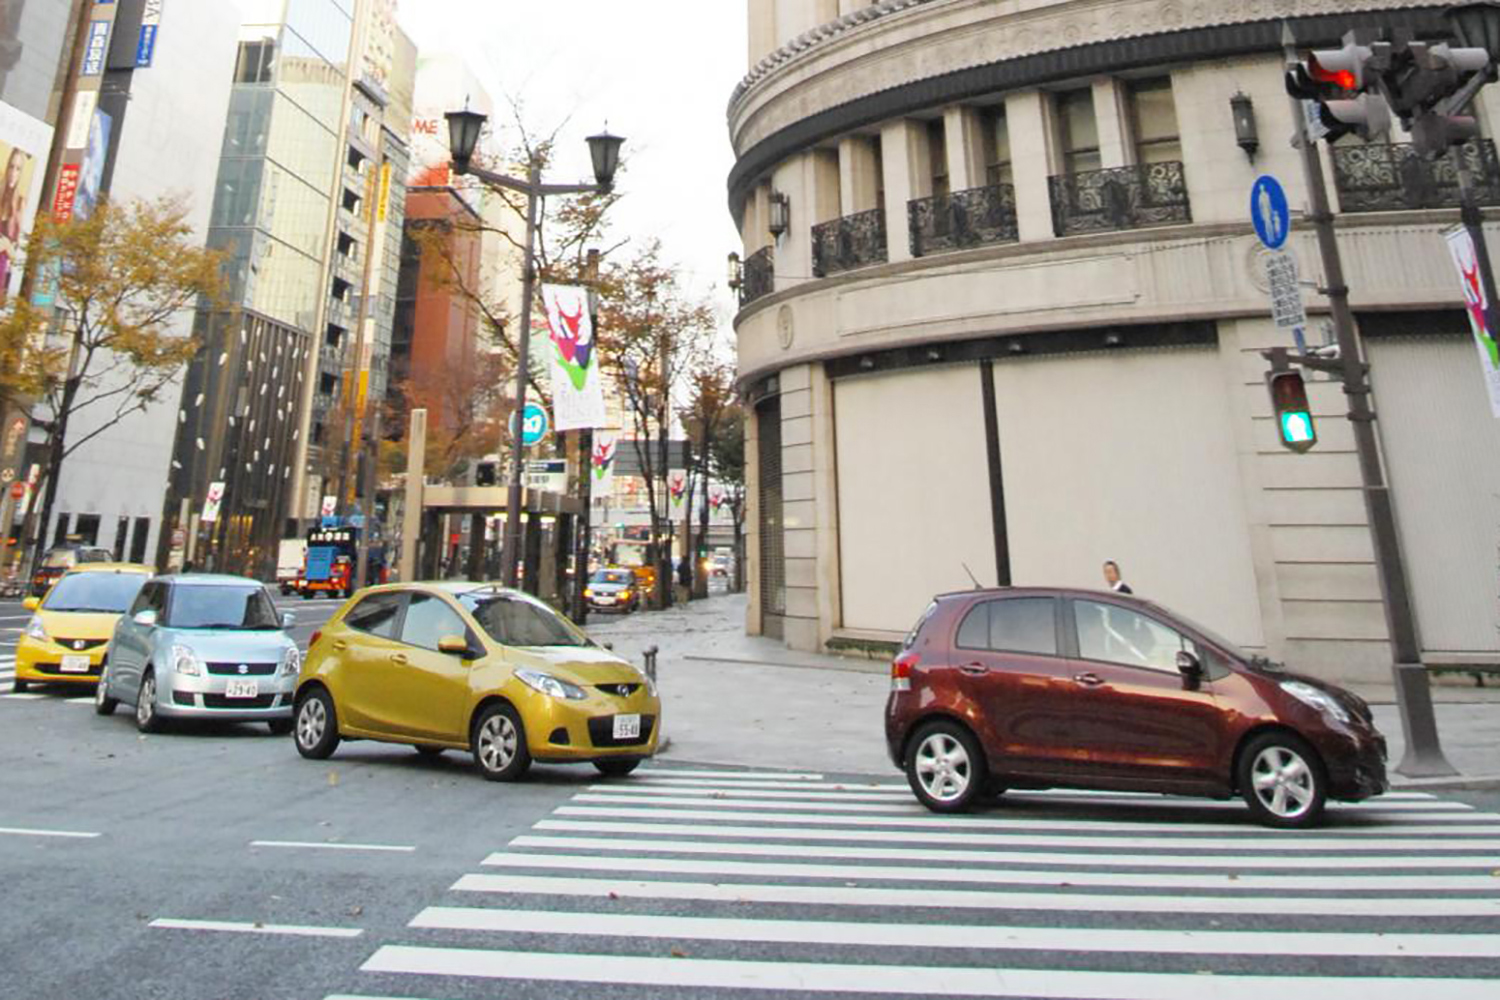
[336,767,1500,999]
[0,654,13,695]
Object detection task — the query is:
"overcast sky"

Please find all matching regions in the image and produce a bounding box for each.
[397,1,747,333]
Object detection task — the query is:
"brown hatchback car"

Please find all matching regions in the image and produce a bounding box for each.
[885,588,1388,828]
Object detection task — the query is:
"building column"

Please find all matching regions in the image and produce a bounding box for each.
[944,106,983,192]
[744,396,763,636]
[1005,91,1055,242]
[879,120,920,264]
[1093,77,1129,168]
[839,135,880,217]
[777,363,840,652]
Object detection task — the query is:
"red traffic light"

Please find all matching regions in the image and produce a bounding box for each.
[1308,54,1358,91]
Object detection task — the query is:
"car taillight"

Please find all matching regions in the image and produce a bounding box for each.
[308,630,321,648]
[892,652,919,692]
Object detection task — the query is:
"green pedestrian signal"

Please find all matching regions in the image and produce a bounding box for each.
[1268,370,1317,454]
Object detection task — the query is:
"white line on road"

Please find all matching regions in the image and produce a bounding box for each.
[1,693,43,701]
[479,850,1500,892]
[625,777,1440,802]
[641,769,825,781]
[250,840,416,853]
[556,804,1500,834]
[150,918,363,939]
[452,872,1500,916]
[535,818,1500,853]
[507,834,1500,870]
[0,826,101,839]
[410,905,1500,958]
[358,945,1499,999]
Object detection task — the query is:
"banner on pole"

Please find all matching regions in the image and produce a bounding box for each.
[668,469,687,511]
[541,284,607,431]
[591,432,617,492]
[201,482,226,524]
[1445,225,1500,418]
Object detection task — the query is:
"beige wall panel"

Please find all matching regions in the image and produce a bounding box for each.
[1367,335,1500,654]
[785,527,818,561]
[1269,525,1376,565]
[1275,562,1383,603]
[835,366,995,632]
[1257,453,1364,490]
[1261,488,1370,528]
[992,347,1265,648]
[1281,600,1390,642]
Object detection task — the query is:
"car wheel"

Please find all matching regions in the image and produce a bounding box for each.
[294,689,340,760]
[471,703,530,782]
[594,758,641,777]
[414,745,445,758]
[905,720,987,814]
[267,718,294,736]
[94,668,118,716]
[1239,731,1327,829]
[135,670,161,734]
[11,678,28,694]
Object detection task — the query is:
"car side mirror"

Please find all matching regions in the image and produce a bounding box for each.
[22,597,39,612]
[602,641,614,651]
[438,634,471,657]
[132,609,158,627]
[1177,649,1204,680]
[281,612,296,630]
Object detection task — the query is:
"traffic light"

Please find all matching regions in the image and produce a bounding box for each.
[1393,42,1491,158]
[1268,371,1318,454]
[475,461,498,487]
[1286,41,1393,142]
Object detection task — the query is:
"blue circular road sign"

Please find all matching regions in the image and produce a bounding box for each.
[516,403,549,447]
[1250,175,1291,251]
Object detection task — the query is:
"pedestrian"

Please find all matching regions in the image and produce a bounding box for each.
[1103,560,1133,595]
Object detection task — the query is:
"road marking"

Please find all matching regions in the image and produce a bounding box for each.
[556,804,1500,834]
[626,777,1440,802]
[410,905,1500,958]
[630,777,911,793]
[0,826,102,839]
[507,834,1500,869]
[451,873,1500,916]
[1,693,43,701]
[358,945,1499,999]
[535,819,1500,853]
[480,850,1500,892]
[640,769,824,781]
[250,840,416,853]
[150,918,363,939]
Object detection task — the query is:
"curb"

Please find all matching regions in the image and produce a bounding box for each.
[682,654,888,676]
[1391,774,1500,792]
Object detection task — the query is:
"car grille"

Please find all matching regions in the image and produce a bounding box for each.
[587,714,656,748]
[54,637,108,652]
[201,693,279,709]
[31,662,102,677]
[595,683,641,697]
[205,662,279,677]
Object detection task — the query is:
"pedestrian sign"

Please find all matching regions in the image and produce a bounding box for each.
[1251,175,1291,251]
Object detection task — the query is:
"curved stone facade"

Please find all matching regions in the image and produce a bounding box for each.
[729,0,1500,686]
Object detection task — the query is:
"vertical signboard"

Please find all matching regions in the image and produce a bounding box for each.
[1445,225,1500,418]
[540,285,607,431]
[136,1,165,68]
[0,101,54,306]
[80,19,112,77]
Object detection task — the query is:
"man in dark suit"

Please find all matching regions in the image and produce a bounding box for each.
[1103,560,1133,595]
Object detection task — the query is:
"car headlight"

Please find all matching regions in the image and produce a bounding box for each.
[172,645,204,677]
[1281,680,1350,724]
[23,616,46,641]
[619,589,632,600]
[280,646,302,677]
[515,668,587,701]
[585,588,595,598]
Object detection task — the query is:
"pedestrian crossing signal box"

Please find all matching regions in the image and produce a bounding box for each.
[1267,370,1318,454]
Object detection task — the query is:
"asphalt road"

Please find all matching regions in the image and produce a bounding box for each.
[3,595,1500,999]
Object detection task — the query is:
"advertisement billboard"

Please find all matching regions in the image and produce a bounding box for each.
[0,101,55,307]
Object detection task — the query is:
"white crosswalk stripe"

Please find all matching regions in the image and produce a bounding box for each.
[331,766,1500,999]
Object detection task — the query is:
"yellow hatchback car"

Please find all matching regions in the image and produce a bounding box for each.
[15,564,153,693]
[293,582,661,780]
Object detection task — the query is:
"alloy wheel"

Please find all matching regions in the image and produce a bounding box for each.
[914,732,971,804]
[94,670,108,708]
[477,714,518,774]
[297,697,326,751]
[1250,745,1316,820]
[136,675,155,728]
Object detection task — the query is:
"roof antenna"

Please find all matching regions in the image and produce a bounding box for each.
[961,563,982,590]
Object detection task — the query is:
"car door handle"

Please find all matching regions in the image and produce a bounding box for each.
[1074,672,1104,687]
[959,663,990,676]
[331,640,348,651]
[390,653,409,665]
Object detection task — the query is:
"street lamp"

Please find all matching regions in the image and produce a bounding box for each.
[727,252,743,292]
[1229,92,1259,161]
[445,107,625,591]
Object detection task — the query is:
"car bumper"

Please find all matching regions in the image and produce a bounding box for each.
[519,689,662,762]
[156,674,298,721]
[1315,726,1390,802]
[14,638,106,684]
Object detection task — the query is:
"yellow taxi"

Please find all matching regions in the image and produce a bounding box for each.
[15,564,153,693]
[293,582,661,781]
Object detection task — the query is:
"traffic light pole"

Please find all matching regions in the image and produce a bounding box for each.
[1282,24,1455,777]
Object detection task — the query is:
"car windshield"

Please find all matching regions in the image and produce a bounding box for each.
[78,549,111,563]
[42,572,148,613]
[1158,605,1249,662]
[167,585,280,630]
[41,549,77,569]
[591,570,633,585]
[459,592,588,647]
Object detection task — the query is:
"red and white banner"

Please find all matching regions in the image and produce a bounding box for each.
[1445,225,1500,418]
[540,284,607,431]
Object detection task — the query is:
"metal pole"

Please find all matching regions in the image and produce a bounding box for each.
[399,408,426,582]
[1282,23,1454,777]
[501,160,542,591]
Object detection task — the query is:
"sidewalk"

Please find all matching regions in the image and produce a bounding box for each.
[585,593,1500,786]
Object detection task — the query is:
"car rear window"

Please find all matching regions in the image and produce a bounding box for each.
[78,549,111,563]
[956,598,1058,656]
[904,602,939,650]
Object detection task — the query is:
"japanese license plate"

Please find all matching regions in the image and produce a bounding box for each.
[225,680,259,699]
[612,713,641,741]
[60,655,91,674]
[595,596,615,605]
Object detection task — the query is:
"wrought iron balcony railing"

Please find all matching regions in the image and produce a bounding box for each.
[1048,161,1192,237]
[1331,139,1500,212]
[812,207,887,277]
[739,246,775,307]
[909,184,1019,257]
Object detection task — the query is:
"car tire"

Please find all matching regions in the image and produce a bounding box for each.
[414,745,445,758]
[905,720,987,814]
[267,718,294,736]
[11,678,28,694]
[471,703,530,782]
[294,688,340,760]
[94,668,118,716]
[1238,731,1328,829]
[135,670,161,734]
[594,758,641,777]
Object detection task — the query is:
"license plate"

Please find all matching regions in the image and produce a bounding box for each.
[595,596,615,605]
[612,714,641,741]
[225,680,259,699]
[60,655,91,674]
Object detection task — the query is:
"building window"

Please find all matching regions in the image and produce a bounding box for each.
[342,188,361,213]
[926,118,949,198]
[326,324,344,347]
[981,106,1013,187]
[337,232,355,257]
[114,516,130,561]
[53,513,71,546]
[1056,88,1101,175]
[130,518,150,564]
[234,40,276,84]
[320,372,340,396]
[1127,77,1182,164]
[74,514,100,546]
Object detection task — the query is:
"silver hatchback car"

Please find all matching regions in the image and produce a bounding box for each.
[95,575,301,733]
